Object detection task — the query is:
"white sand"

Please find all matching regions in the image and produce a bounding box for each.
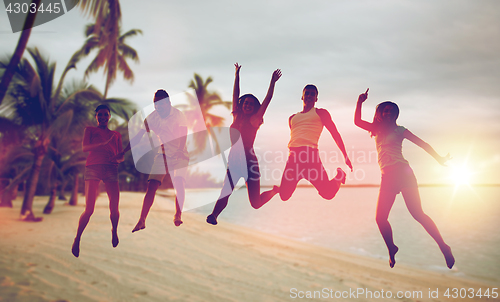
[0,192,495,302]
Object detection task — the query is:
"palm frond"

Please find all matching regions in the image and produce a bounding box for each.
[116,56,134,81]
[101,97,137,121]
[118,44,139,62]
[84,23,95,37]
[46,110,73,141]
[84,56,103,79]
[119,29,142,42]
[205,113,225,128]
[27,48,55,109]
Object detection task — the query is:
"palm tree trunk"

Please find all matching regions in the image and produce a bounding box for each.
[43,185,57,214]
[58,178,68,200]
[0,179,9,207]
[43,162,56,214]
[0,0,42,106]
[20,152,44,221]
[69,173,79,206]
[0,187,14,208]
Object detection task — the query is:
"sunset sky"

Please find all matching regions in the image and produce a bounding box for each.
[1,0,499,185]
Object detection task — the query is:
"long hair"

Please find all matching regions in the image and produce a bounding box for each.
[370,101,399,137]
[233,94,261,121]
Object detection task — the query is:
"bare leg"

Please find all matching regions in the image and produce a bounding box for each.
[311,168,346,200]
[207,171,237,225]
[132,180,160,233]
[72,180,100,257]
[172,177,185,226]
[401,187,455,269]
[105,181,120,247]
[247,178,279,209]
[376,189,399,268]
[279,167,300,201]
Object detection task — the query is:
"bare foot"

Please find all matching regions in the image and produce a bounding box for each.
[442,245,455,269]
[72,238,80,258]
[132,220,146,233]
[389,245,399,268]
[206,214,217,225]
[112,229,119,248]
[272,185,280,194]
[173,215,183,227]
[335,168,346,184]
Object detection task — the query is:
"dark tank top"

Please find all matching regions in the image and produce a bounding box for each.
[230,113,260,153]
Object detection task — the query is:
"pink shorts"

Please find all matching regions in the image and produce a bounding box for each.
[380,163,418,194]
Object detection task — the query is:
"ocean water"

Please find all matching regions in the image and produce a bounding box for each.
[188,185,500,284]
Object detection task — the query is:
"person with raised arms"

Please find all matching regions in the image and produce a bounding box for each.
[206,63,281,225]
[354,88,454,269]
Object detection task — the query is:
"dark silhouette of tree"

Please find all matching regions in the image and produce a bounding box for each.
[0,0,42,106]
[2,48,98,220]
[0,0,121,105]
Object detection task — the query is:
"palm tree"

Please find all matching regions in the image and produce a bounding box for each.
[0,0,42,106]
[3,48,137,219]
[183,74,231,158]
[70,21,141,99]
[0,0,118,105]
[1,48,105,220]
[77,0,121,41]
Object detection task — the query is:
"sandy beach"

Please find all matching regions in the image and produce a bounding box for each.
[0,192,497,302]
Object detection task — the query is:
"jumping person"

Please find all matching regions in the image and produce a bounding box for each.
[270,84,352,202]
[354,88,455,269]
[72,104,124,258]
[118,89,189,231]
[206,63,281,225]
